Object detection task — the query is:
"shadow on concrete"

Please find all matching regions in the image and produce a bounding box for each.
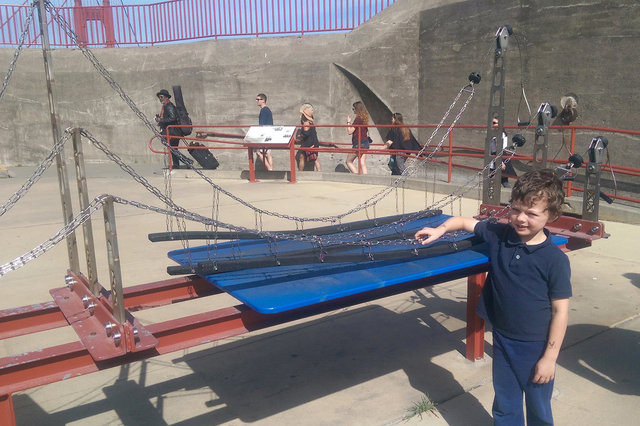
[559,323,640,397]
[14,291,492,425]
[239,169,290,181]
[624,272,640,290]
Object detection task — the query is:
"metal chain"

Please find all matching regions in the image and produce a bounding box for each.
[331,83,475,220]
[45,1,158,135]
[0,6,526,269]
[0,117,482,259]
[0,194,109,276]
[0,185,467,277]
[0,131,71,217]
[43,0,487,229]
[0,4,35,104]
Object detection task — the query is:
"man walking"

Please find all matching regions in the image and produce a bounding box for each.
[255,93,273,170]
[155,89,183,169]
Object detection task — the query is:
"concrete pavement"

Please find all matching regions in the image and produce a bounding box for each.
[1,164,639,425]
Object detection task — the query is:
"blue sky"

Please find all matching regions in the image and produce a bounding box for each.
[1,0,395,46]
[0,1,163,5]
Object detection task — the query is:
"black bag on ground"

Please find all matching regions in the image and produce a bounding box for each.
[188,142,219,169]
[172,85,193,136]
[335,163,349,173]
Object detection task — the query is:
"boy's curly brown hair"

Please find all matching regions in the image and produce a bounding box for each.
[510,168,565,221]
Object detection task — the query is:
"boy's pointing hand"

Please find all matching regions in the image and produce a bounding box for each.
[414,226,446,245]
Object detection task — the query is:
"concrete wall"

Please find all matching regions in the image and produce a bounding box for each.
[418,0,640,163]
[1,0,638,177]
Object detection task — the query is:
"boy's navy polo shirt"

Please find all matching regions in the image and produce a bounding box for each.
[474,221,572,341]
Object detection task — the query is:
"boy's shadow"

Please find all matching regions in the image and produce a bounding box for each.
[560,322,640,397]
[557,272,640,397]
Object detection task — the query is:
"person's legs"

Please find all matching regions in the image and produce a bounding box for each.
[492,331,526,426]
[170,149,181,168]
[314,158,321,172]
[396,155,407,174]
[168,135,181,168]
[346,153,357,173]
[256,151,265,169]
[520,340,554,426]
[524,380,554,426]
[359,153,368,174]
[296,151,305,171]
[493,332,553,425]
[265,151,273,171]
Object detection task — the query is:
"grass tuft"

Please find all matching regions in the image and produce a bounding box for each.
[403,394,438,421]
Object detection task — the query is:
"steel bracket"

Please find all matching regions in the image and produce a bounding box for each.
[50,271,157,361]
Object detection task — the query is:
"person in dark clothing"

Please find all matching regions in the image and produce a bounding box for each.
[255,93,274,170]
[383,113,422,175]
[556,94,578,126]
[554,93,578,149]
[155,89,183,169]
[296,113,321,171]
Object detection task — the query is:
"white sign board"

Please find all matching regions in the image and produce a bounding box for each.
[244,126,296,145]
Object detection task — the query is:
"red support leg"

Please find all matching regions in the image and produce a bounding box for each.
[288,143,297,183]
[466,272,486,361]
[0,393,16,426]
[247,148,257,182]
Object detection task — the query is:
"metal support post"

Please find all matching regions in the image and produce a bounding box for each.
[72,128,100,295]
[532,102,555,169]
[103,196,125,323]
[35,0,80,273]
[582,137,608,221]
[482,26,510,206]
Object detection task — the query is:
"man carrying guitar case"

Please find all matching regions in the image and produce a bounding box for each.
[172,85,219,170]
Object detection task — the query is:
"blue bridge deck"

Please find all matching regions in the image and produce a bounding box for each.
[167,214,568,314]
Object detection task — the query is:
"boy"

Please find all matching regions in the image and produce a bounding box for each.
[415,168,571,425]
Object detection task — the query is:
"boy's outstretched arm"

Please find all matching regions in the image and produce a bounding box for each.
[414,216,479,245]
[533,298,570,384]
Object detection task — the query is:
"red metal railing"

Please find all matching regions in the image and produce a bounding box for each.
[149,123,640,205]
[0,0,396,48]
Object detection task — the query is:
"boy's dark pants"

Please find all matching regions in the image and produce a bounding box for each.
[492,331,554,426]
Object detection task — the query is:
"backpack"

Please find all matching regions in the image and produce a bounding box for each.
[171,85,192,136]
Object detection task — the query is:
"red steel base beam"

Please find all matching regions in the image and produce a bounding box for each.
[0,264,492,424]
[466,272,486,361]
[0,275,218,340]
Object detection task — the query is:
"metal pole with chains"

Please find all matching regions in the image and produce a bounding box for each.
[72,128,100,295]
[482,26,511,206]
[35,0,80,273]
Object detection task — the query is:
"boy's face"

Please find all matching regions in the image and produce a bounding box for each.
[508,197,552,244]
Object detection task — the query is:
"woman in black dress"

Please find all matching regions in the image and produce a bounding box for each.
[383,113,422,175]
